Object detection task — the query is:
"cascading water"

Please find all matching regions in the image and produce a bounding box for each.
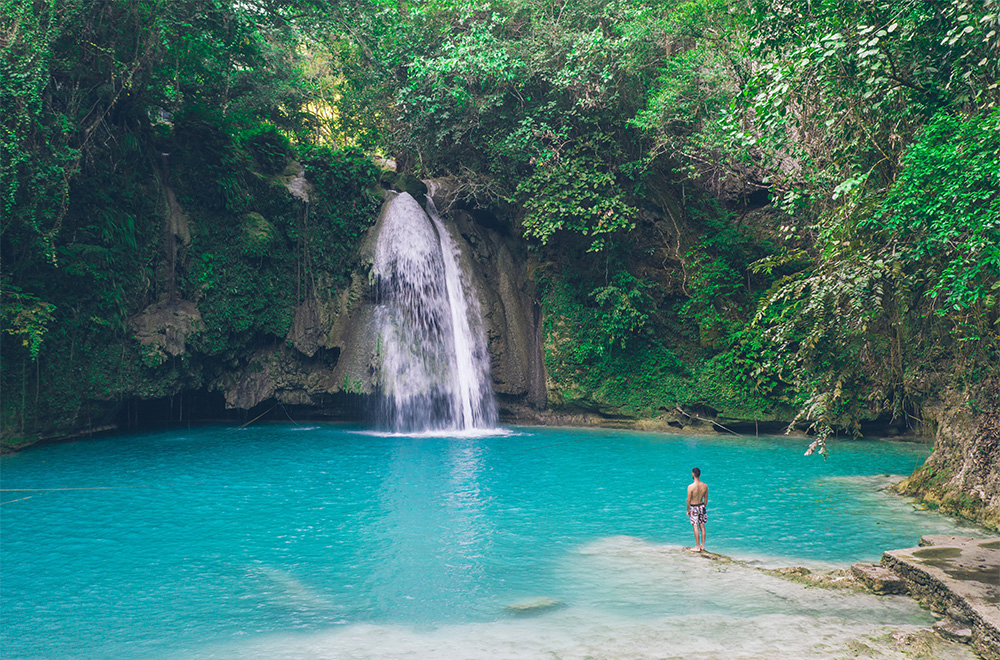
[371,191,498,432]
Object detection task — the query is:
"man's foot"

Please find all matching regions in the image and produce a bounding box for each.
[689,547,702,552]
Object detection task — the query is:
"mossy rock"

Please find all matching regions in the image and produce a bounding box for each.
[378,170,398,189]
[241,212,278,256]
[243,126,290,175]
[396,173,427,198]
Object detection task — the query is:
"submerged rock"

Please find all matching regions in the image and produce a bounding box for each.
[766,565,860,590]
[776,566,812,577]
[685,549,732,563]
[241,212,277,256]
[504,597,565,616]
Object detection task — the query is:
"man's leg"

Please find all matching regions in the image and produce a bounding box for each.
[699,523,706,551]
[691,523,701,551]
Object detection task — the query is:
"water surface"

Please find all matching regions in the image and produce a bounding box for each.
[0,424,978,658]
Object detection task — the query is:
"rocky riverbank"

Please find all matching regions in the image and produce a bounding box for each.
[675,541,994,660]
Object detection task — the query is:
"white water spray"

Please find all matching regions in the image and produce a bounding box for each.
[371,191,497,432]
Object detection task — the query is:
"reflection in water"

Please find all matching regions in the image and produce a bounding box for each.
[444,440,495,600]
[367,437,493,621]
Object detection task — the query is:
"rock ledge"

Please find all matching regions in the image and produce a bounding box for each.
[882,535,1000,660]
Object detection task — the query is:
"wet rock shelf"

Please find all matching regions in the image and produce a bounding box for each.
[882,535,1000,660]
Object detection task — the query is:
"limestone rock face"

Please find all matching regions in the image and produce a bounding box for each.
[216,344,343,410]
[130,299,202,363]
[281,161,312,203]
[882,535,1000,660]
[934,618,974,644]
[446,207,546,409]
[897,383,1000,532]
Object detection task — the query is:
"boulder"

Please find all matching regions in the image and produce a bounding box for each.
[378,170,398,189]
[281,161,312,203]
[241,212,277,256]
[934,618,973,644]
[851,562,908,595]
[130,299,202,364]
[395,173,427,197]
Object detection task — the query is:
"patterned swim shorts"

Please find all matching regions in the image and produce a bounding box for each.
[688,503,707,526]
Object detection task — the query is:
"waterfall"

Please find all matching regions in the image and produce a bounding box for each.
[371,191,498,432]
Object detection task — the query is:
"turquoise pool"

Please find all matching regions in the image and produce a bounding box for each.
[0,424,978,658]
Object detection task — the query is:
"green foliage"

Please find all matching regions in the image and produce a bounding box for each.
[591,271,650,348]
[0,0,383,440]
[301,146,380,194]
[625,0,1000,438]
[241,126,291,176]
[864,110,1000,316]
[716,0,1000,219]
[0,283,57,360]
[630,0,745,166]
[299,146,380,286]
[1,0,84,264]
[399,20,527,159]
[543,275,692,414]
[743,111,1000,442]
[693,348,783,420]
[541,267,782,419]
[5,0,1000,445]
[680,208,777,348]
[517,151,637,251]
[334,0,660,253]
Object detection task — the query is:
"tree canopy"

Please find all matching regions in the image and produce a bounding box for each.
[2,0,998,445]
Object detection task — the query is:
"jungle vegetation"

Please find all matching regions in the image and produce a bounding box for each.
[2,0,998,447]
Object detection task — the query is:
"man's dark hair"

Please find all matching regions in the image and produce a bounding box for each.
[692,467,701,477]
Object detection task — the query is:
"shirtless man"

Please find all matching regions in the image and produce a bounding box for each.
[686,467,708,552]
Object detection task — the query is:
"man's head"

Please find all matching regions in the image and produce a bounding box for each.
[692,467,701,478]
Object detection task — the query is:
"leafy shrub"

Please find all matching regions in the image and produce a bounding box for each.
[516,153,636,251]
[863,110,1000,316]
[241,126,291,175]
[591,271,651,348]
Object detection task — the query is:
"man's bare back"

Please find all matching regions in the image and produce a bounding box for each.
[686,481,707,506]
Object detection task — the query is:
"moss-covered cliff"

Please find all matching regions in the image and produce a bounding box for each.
[1,107,381,447]
[896,381,1000,532]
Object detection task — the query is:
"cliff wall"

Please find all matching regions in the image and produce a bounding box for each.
[897,381,1000,532]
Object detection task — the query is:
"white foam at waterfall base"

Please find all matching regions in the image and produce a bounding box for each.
[371,192,497,432]
[192,536,974,660]
[353,427,518,440]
